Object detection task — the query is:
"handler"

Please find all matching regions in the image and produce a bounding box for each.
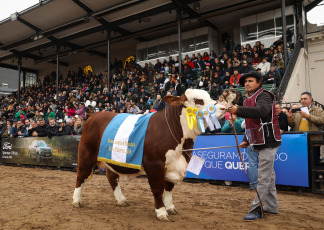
[228,71,281,221]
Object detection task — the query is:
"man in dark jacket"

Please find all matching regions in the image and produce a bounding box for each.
[228,71,281,221]
[57,119,72,136]
[47,119,58,138]
[36,118,48,137]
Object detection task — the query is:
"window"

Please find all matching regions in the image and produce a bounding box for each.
[241,24,257,42]
[158,43,169,57]
[147,46,158,60]
[169,42,178,55]
[195,35,209,50]
[136,49,147,62]
[182,38,195,53]
[258,19,275,40]
[275,15,294,37]
[25,72,37,87]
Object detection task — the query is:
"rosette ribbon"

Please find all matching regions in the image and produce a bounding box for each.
[206,104,221,130]
[203,109,215,131]
[185,107,198,130]
[196,111,205,133]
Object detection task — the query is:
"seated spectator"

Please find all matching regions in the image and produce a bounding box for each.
[66,118,75,135]
[36,118,48,137]
[240,60,252,74]
[227,88,236,105]
[151,94,165,112]
[257,57,271,75]
[57,119,72,136]
[47,119,58,138]
[68,103,76,118]
[222,89,229,103]
[75,102,86,120]
[24,119,32,133]
[221,114,244,133]
[74,117,84,135]
[15,107,26,121]
[210,82,223,100]
[137,98,147,112]
[169,85,177,96]
[130,103,141,114]
[12,120,28,137]
[28,121,39,137]
[222,71,231,89]
[229,70,241,87]
[233,91,244,106]
[263,67,279,84]
[45,108,55,120]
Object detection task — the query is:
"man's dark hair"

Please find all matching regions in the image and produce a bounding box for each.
[301,92,312,98]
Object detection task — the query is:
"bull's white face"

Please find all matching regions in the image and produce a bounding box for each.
[181,89,217,138]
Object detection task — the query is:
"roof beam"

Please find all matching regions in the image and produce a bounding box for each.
[48,60,69,67]
[17,18,42,33]
[72,0,93,15]
[305,0,322,12]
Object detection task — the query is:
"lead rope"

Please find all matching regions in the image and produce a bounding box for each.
[164,108,191,160]
[230,113,265,218]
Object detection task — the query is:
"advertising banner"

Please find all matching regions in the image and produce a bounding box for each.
[186,133,309,187]
[0,136,79,168]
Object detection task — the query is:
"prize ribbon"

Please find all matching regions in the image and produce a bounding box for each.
[196,111,205,133]
[185,107,198,130]
[206,104,221,129]
[203,110,215,131]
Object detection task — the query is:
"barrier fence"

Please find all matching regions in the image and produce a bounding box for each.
[0,132,323,193]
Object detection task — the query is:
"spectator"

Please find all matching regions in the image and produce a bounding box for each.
[227,88,236,105]
[275,103,288,134]
[240,60,252,74]
[233,91,244,106]
[15,107,26,121]
[47,119,58,138]
[229,70,241,87]
[151,94,165,112]
[74,117,84,135]
[130,102,141,114]
[0,120,7,139]
[287,92,324,162]
[210,82,223,100]
[257,57,271,75]
[45,108,56,120]
[57,119,72,136]
[263,67,279,85]
[221,114,244,133]
[36,118,48,137]
[75,102,86,120]
[68,103,76,117]
[12,120,28,137]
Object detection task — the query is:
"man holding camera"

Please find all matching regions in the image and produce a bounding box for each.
[287,92,324,162]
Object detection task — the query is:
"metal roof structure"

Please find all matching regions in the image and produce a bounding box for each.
[1,0,316,72]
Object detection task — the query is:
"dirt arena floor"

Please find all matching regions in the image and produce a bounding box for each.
[0,165,324,230]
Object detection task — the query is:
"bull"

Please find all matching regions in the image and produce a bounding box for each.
[72,89,223,221]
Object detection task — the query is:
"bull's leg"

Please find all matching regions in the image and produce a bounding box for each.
[146,165,169,221]
[106,169,129,206]
[164,181,177,215]
[72,151,97,207]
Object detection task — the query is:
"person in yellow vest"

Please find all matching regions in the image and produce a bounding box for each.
[287,92,324,162]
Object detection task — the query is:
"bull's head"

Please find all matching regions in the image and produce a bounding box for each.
[164,89,225,139]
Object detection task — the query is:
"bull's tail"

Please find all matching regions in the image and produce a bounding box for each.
[87,168,94,181]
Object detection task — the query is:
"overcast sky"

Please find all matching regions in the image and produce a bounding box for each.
[0,0,323,25]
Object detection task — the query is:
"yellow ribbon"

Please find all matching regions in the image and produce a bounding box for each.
[186,107,198,130]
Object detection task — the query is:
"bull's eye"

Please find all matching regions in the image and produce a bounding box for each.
[194,98,204,106]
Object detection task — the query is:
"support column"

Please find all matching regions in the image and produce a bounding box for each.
[177,8,182,84]
[56,45,60,100]
[281,0,288,70]
[17,56,22,105]
[107,30,111,94]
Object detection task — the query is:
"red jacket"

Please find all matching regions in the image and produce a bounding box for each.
[229,74,241,85]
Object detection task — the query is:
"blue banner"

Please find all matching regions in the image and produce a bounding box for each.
[186,133,309,187]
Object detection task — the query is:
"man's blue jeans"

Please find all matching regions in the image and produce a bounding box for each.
[247,146,258,189]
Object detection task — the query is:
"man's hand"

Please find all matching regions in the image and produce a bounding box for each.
[227,106,238,115]
[18,131,22,135]
[280,129,284,134]
[32,131,38,137]
[59,127,63,132]
[240,141,249,148]
[298,111,310,119]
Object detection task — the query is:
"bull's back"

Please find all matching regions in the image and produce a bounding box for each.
[79,112,117,158]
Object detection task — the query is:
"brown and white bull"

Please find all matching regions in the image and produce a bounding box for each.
[72,89,222,221]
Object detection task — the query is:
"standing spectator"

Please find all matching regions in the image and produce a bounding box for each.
[228,71,282,220]
[275,103,288,133]
[287,92,324,162]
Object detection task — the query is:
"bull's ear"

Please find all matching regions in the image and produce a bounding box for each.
[164,94,187,106]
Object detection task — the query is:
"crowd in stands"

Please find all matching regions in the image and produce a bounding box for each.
[0,34,292,139]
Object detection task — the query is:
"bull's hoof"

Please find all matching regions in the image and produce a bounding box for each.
[73,202,83,208]
[117,200,129,206]
[157,215,171,222]
[167,208,178,215]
